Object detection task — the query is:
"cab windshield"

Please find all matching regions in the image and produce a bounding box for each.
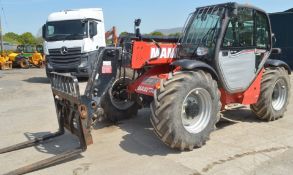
[179,7,225,57]
[45,20,88,41]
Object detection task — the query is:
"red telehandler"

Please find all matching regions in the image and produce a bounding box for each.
[1,3,291,175]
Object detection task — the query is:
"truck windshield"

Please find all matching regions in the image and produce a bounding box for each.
[179,7,225,57]
[45,20,88,41]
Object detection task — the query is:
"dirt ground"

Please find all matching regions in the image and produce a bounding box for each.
[1,68,293,175]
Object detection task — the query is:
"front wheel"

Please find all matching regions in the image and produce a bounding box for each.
[251,67,290,121]
[100,69,141,122]
[150,70,221,151]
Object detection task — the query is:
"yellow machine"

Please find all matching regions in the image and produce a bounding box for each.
[8,52,18,62]
[8,52,30,69]
[0,53,12,70]
[8,45,44,69]
[30,51,44,68]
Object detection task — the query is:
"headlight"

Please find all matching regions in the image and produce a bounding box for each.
[196,47,209,56]
[79,56,88,67]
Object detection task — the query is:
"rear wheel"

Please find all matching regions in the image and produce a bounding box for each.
[251,67,290,121]
[150,70,221,151]
[19,59,29,69]
[101,69,141,122]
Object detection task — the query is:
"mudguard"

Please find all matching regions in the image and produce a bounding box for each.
[265,59,291,74]
[171,59,219,80]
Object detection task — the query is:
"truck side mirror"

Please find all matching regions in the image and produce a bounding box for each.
[89,22,98,38]
[42,25,46,39]
[272,33,277,46]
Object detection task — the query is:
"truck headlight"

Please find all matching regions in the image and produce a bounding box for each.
[79,56,88,67]
[196,47,209,56]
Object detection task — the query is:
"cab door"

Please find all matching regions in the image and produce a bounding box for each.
[218,8,271,93]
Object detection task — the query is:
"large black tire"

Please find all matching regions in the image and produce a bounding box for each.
[100,68,141,122]
[251,67,290,121]
[46,70,50,78]
[150,70,221,151]
[20,59,29,69]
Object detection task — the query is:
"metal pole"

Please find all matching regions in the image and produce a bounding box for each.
[0,15,3,53]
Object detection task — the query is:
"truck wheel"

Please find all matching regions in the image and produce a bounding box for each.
[46,69,50,78]
[101,69,141,122]
[20,59,29,69]
[251,67,290,121]
[150,71,221,151]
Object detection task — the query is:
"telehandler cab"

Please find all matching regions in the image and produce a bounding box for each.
[0,2,290,174]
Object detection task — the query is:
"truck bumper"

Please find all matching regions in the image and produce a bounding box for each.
[46,65,91,78]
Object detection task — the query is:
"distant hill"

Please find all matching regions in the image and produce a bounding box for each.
[154,27,182,35]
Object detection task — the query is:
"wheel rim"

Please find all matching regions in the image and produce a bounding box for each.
[181,88,212,134]
[20,60,28,68]
[272,79,288,111]
[110,77,134,110]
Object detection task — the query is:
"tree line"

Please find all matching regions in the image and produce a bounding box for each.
[4,31,180,46]
[148,31,181,37]
[120,31,181,37]
[3,32,43,45]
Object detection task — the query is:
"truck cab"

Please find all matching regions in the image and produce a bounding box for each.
[42,8,106,77]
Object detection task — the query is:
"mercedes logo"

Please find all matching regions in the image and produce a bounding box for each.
[60,46,68,55]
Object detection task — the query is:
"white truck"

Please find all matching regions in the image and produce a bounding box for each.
[42,8,106,77]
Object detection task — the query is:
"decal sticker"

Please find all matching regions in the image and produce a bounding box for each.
[150,47,177,59]
[102,61,112,74]
[136,85,155,94]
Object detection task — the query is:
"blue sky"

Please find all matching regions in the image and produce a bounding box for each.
[0,0,292,35]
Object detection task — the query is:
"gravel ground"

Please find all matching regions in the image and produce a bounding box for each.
[0,68,293,175]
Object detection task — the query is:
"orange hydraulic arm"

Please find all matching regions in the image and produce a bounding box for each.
[105,26,118,47]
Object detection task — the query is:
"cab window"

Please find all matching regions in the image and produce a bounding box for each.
[223,8,254,48]
[255,11,270,49]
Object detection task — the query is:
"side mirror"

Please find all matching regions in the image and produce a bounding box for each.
[42,24,46,39]
[89,22,97,38]
[272,48,282,54]
[134,19,141,27]
[272,33,277,46]
[134,19,141,38]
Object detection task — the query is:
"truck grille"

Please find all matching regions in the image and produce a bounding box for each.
[48,47,82,68]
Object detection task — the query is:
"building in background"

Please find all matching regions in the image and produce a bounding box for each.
[2,42,17,51]
[270,9,293,68]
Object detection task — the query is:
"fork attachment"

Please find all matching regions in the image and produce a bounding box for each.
[0,47,122,175]
[0,73,92,175]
